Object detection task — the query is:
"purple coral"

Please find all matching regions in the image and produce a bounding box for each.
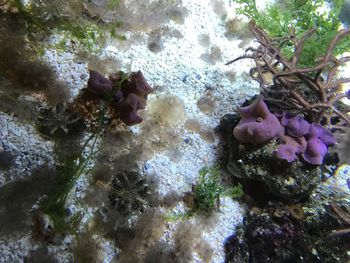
[114,71,153,125]
[301,123,335,165]
[274,121,336,165]
[87,70,113,95]
[302,138,328,165]
[307,123,336,146]
[280,113,310,137]
[276,135,307,162]
[233,97,336,165]
[122,70,154,100]
[233,96,284,145]
[86,70,153,126]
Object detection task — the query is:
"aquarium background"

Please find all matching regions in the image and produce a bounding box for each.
[0,0,349,262]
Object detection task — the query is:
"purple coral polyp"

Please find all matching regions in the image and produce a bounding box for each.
[276,144,297,162]
[280,114,310,137]
[233,96,285,145]
[277,117,335,165]
[300,123,336,165]
[87,70,113,95]
[302,137,328,165]
[276,135,307,162]
[308,123,336,146]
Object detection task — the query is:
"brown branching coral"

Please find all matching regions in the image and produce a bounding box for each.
[227,21,350,130]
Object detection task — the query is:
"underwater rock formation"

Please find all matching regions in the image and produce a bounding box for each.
[233,96,335,165]
[220,113,321,201]
[233,96,284,145]
[224,197,350,263]
[87,70,153,126]
[220,90,340,200]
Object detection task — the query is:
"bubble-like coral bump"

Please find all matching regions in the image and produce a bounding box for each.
[233,95,284,145]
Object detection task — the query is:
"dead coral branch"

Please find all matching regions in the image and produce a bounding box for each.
[227,21,350,129]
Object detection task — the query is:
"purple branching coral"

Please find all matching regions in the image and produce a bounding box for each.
[87,70,153,126]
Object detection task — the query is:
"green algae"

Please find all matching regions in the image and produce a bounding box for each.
[165,166,243,221]
[7,0,125,55]
[234,0,350,68]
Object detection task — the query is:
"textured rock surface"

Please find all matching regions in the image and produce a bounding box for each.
[224,189,350,263]
[0,113,55,184]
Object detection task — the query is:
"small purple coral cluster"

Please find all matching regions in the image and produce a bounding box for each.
[233,96,335,165]
[277,114,335,165]
[87,70,153,126]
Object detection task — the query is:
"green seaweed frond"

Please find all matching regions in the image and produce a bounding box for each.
[7,0,125,55]
[40,72,129,232]
[164,210,191,222]
[40,109,104,232]
[165,166,243,221]
[107,0,121,9]
[192,166,222,215]
[191,166,243,216]
[234,0,350,67]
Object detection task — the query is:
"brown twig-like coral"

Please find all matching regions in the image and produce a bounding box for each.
[227,21,350,130]
[328,203,350,239]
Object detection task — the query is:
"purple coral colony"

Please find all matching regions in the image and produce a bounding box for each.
[87,70,153,126]
[229,21,350,167]
[233,95,336,165]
